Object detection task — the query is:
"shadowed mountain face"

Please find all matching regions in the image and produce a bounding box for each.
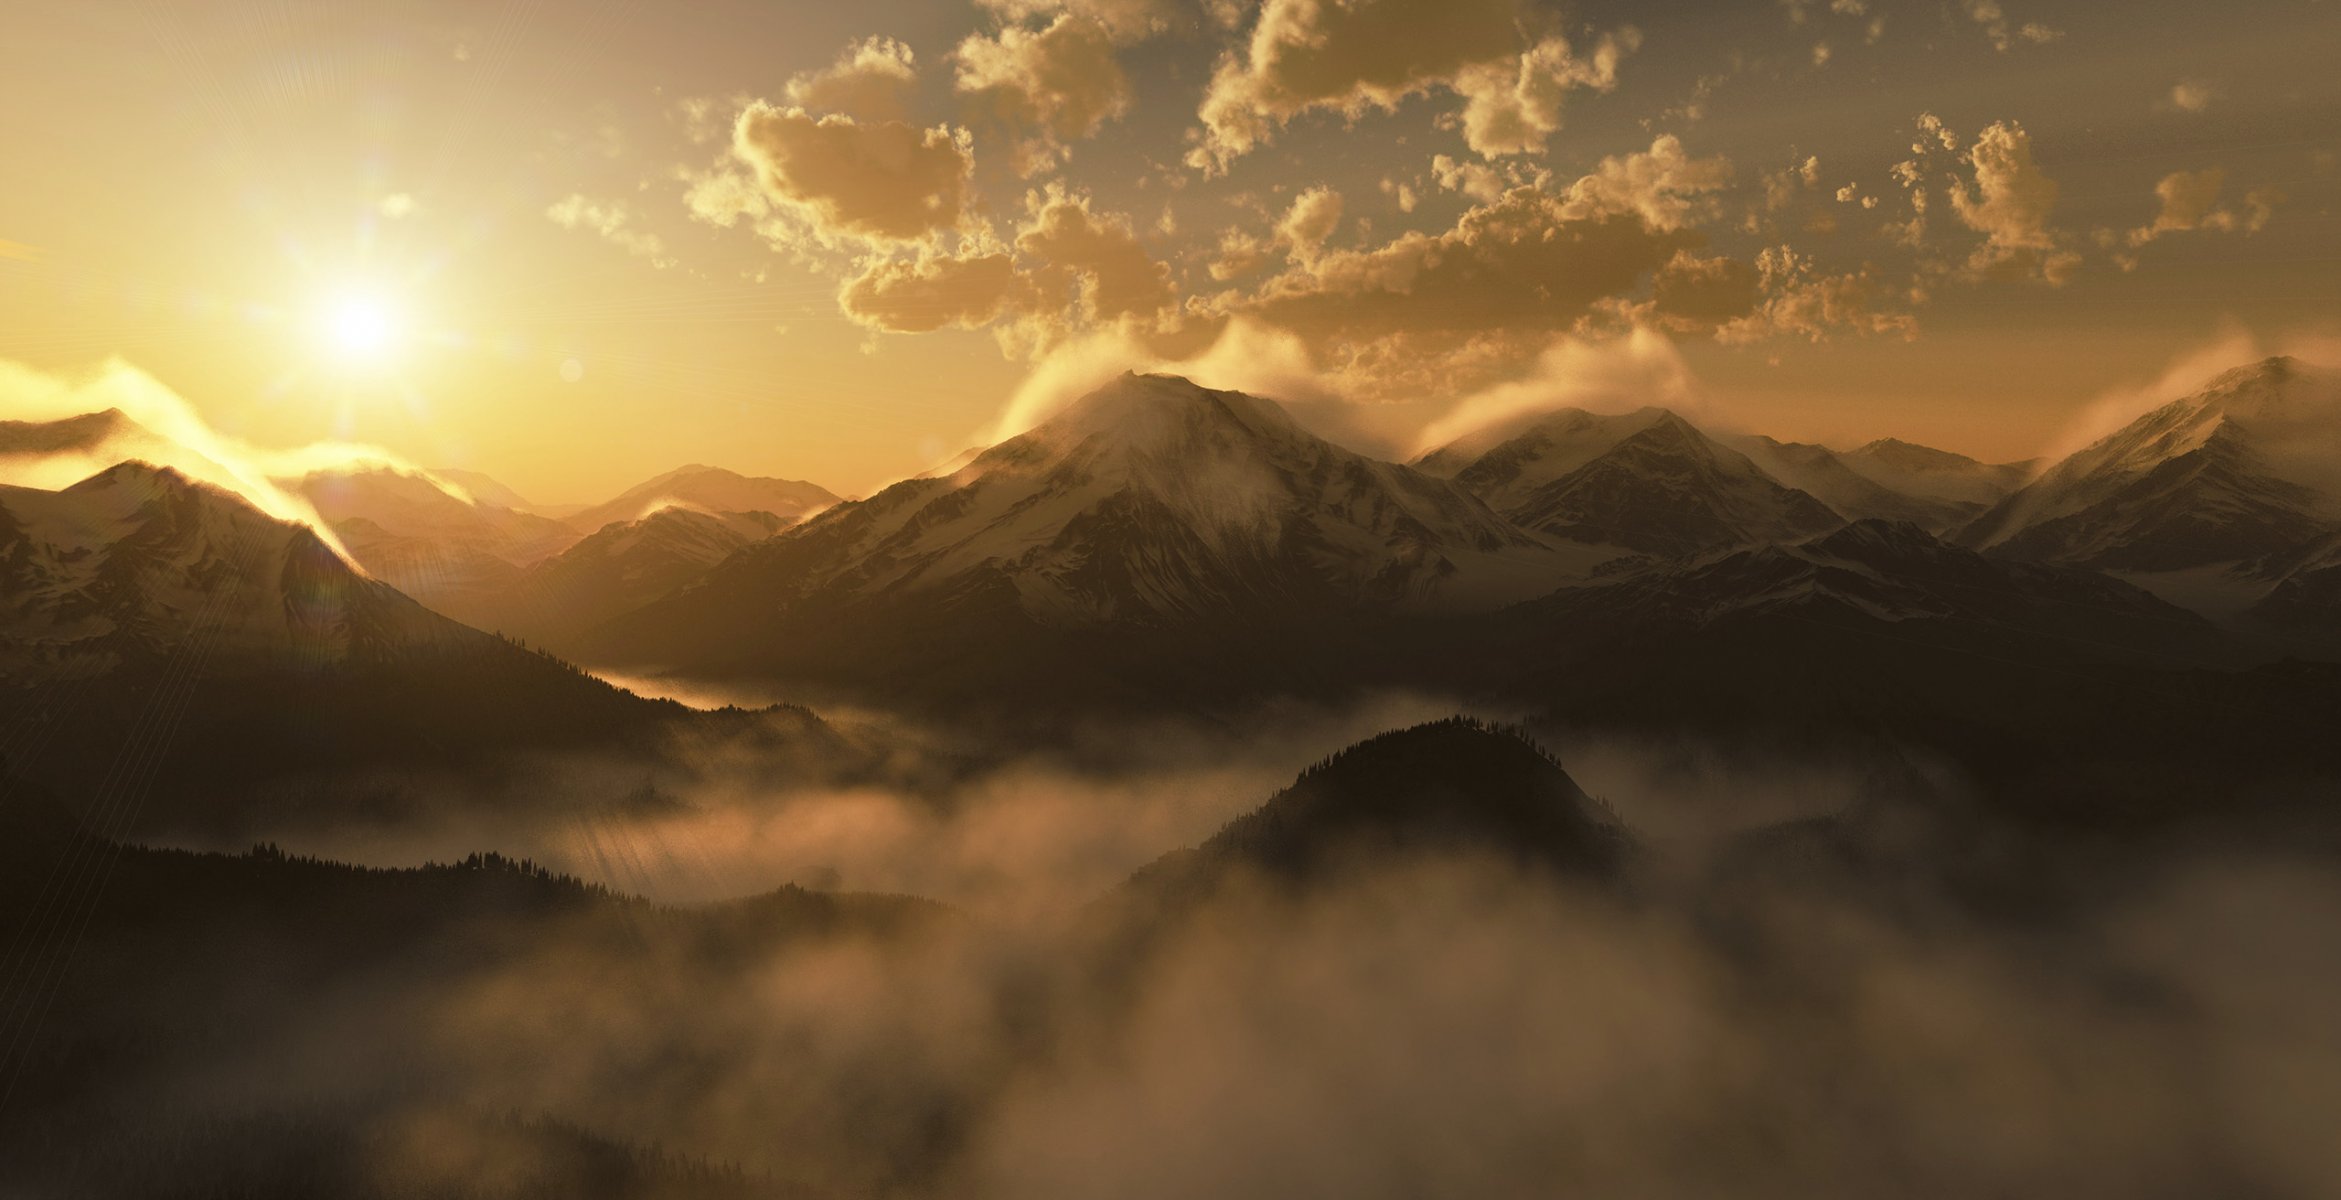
[0,462,460,676]
[1518,518,2210,662]
[0,463,760,837]
[1962,358,2341,570]
[1128,719,1632,900]
[1418,407,1845,554]
[475,506,788,650]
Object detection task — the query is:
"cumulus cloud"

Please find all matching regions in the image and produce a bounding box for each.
[1716,246,1916,344]
[1949,120,2078,284]
[977,0,1172,42]
[1451,29,1640,158]
[731,102,975,243]
[1430,153,1529,204]
[1209,187,1349,281]
[545,194,674,267]
[838,187,1176,351]
[1185,137,1741,399]
[955,13,1133,171]
[842,246,1027,333]
[2115,170,2282,265]
[1014,185,1177,332]
[1275,186,1346,262]
[786,36,920,122]
[1962,0,2061,51]
[1187,0,1525,172]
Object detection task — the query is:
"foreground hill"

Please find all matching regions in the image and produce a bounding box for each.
[1127,718,1632,903]
[0,769,937,1200]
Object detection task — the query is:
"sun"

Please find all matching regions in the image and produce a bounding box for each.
[319,291,403,363]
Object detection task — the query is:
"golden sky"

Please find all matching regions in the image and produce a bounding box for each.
[2,0,2337,501]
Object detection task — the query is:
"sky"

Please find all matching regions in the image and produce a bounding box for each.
[1,0,2337,503]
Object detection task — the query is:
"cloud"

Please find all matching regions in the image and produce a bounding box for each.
[976,0,1172,42]
[1188,137,1735,400]
[731,102,975,244]
[2165,79,2215,114]
[1949,120,2078,284]
[842,246,1027,333]
[1962,0,2061,51]
[1187,0,1525,172]
[2115,170,2282,266]
[1714,246,1917,344]
[1451,29,1641,158]
[1411,327,1704,455]
[1013,185,1177,332]
[1430,153,1528,204]
[1275,186,1345,262]
[839,188,1176,351]
[1557,134,1735,232]
[955,13,1133,171]
[785,36,920,123]
[1209,187,1349,281]
[545,194,675,267]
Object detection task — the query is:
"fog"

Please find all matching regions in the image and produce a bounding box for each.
[29,694,2338,1198]
[60,838,2341,1198]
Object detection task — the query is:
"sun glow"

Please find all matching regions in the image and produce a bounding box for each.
[320,291,402,363]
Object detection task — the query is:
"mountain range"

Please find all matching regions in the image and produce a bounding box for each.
[7,356,2341,820]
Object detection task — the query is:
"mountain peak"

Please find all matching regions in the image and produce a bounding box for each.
[1032,372,1302,447]
[1850,437,1987,473]
[67,458,198,494]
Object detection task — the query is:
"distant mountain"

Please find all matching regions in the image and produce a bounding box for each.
[1126,718,1633,902]
[1416,407,1844,555]
[1730,435,2026,532]
[476,507,788,650]
[291,464,582,623]
[1841,438,2035,509]
[432,466,537,512]
[584,374,1589,702]
[565,465,839,536]
[0,463,717,837]
[1960,357,2341,571]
